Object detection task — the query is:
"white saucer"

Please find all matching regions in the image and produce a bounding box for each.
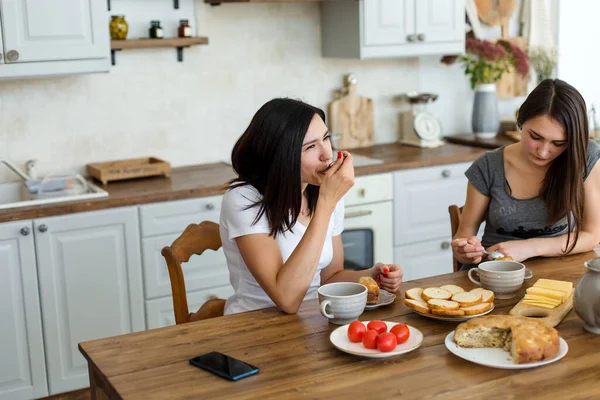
[444,331,568,369]
[330,321,423,358]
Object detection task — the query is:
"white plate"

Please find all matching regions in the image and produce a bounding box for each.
[330,321,423,358]
[364,290,396,310]
[444,331,568,369]
[412,303,495,322]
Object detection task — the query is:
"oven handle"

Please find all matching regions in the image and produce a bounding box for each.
[344,210,373,219]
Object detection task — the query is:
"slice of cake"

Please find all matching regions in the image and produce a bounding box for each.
[453,315,560,364]
[359,276,380,305]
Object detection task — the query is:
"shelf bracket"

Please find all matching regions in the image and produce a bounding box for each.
[111,49,121,66]
[107,0,111,11]
[177,47,184,62]
[174,0,179,9]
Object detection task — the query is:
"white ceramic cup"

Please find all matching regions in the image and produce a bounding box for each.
[468,260,533,299]
[317,282,367,325]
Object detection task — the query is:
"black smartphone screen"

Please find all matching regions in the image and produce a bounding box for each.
[189,352,259,381]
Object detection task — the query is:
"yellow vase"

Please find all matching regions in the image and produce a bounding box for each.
[110,15,128,40]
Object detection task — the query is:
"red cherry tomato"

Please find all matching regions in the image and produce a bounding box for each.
[367,320,387,335]
[377,332,398,352]
[347,321,366,343]
[362,329,379,349]
[390,323,410,344]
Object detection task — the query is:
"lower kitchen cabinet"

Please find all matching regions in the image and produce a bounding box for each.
[0,221,47,400]
[394,238,454,281]
[34,207,145,395]
[146,285,235,329]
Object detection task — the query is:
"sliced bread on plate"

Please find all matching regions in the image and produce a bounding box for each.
[422,287,452,301]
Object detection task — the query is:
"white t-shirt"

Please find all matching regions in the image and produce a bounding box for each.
[219,184,344,315]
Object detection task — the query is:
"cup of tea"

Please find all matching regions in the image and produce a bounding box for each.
[468,260,533,299]
[317,282,367,325]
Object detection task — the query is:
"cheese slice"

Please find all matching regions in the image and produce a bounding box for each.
[534,279,573,295]
[522,301,557,309]
[523,295,562,305]
[526,287,567,302]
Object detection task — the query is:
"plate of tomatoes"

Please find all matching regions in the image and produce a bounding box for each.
[329,320,423,358]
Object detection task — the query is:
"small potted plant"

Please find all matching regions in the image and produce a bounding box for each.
[441,37,529,138]
[528,46,558,84]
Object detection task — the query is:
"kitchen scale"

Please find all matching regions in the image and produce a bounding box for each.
[398,92,444,148]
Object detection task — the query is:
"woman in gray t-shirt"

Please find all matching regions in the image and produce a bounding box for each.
[452,79,600,266]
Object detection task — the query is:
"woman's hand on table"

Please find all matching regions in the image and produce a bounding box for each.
[451,236,485,265]
[370,262,403,293]
[486,240,533,263]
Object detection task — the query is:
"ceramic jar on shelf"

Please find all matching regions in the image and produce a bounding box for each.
[110,15,128,40]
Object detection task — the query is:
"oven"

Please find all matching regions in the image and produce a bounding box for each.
[341,174,394,270]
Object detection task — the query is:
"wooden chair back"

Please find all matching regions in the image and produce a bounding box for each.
[161,221,226,324]
[448,205,463,272]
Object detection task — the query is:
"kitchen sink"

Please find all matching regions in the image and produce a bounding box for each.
[0,180,108,210]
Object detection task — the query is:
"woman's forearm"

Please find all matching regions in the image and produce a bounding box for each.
[323,268,370,284]
[528,231,599,258]
[274,199,335,313]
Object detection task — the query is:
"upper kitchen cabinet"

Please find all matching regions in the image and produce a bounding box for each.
[0,0,110,79]
[321,0,465,59]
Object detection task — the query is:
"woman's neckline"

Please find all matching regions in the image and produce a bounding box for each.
[500,146,541,202]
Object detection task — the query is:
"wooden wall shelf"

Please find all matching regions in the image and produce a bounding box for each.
[110,37,209,65]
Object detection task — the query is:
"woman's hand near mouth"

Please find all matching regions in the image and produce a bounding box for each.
[317,151,355,212]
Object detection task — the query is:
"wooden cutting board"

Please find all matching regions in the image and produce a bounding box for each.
[328,75,374,149]
[509,291,574,327]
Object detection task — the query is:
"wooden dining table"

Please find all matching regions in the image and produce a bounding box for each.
[79,251,600,400]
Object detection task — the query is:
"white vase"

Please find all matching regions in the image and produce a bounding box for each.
[472,83,500,139]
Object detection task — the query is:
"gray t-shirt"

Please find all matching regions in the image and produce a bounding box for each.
[465,139,600,248]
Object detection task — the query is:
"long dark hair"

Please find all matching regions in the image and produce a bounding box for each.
[229,98,326,237]
[517,79,588,253]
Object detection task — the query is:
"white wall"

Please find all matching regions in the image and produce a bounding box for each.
[0,1,419,183]
[557,0,600,126]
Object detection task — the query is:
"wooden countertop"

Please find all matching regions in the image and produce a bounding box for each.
[79,251,599,399]
[444,132,516,149]
[0,143,487,223]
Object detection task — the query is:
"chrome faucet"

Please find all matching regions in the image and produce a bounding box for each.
[0,159,31,181]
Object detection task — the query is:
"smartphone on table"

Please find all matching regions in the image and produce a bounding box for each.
[189,351,259,381]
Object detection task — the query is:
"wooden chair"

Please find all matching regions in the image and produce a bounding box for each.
[448,205,463,272]
[161,221,227,324]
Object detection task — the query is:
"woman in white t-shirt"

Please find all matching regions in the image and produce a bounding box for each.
[220,98,403,315]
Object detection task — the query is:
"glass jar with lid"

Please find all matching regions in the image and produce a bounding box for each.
[178,19,192,38]
[149,20,164,39]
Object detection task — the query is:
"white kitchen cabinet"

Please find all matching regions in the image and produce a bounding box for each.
[146,285,234,330]
[393,162,471,279]
[321,0,465,59]
[394,237,454,281]
[34,207,145,395]
[0,0,110,79]
[0,221,48,400]
[394,162,471,246]
[139,195,234,328]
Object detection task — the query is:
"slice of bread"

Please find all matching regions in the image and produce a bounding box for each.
[451,291,483,306]
[405,287,424,301]
[427,299,459,310]
[422,287,452,301]
[469,288,495,303]
[404,298,430,314]
[460,302,492,315]
[431,308,465,316]
[440,284,465,295]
